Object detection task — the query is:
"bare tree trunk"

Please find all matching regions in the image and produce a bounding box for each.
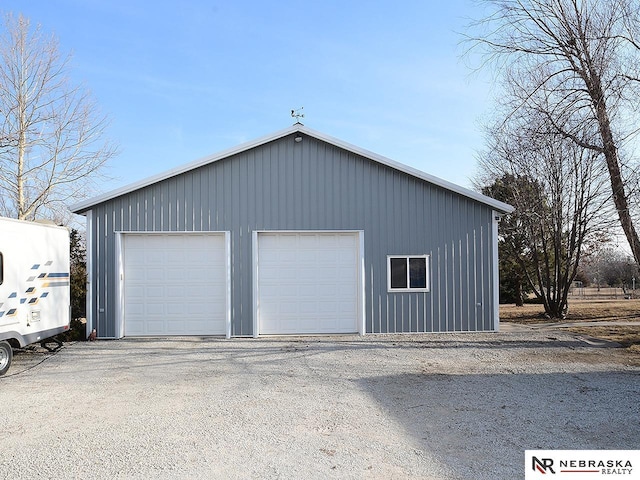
[597,107,640,266]
[17,151,23,217]
[515,280,524,307]
[582,39,640,266]
[17,116,26,220]
[16,22,26,221]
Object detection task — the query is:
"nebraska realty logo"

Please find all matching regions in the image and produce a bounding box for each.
[525,451,639,479]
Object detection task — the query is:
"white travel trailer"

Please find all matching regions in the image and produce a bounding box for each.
[0,217,71,375]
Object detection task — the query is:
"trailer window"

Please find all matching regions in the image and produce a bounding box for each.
[0,252,3,285]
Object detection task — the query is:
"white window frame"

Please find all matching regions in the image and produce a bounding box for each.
[387,255,430,292]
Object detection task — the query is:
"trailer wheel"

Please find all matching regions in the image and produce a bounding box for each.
[0,341,12,376]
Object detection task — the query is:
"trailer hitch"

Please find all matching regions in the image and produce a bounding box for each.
[40,336,63,353]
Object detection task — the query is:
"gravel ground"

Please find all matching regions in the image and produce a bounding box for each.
[0,330,638,479]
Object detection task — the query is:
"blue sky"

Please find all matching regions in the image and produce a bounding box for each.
[2,0,494,194]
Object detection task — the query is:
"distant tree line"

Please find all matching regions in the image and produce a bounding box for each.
[575,248,639,292]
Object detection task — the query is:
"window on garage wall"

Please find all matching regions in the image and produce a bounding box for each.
[387,255,429,292]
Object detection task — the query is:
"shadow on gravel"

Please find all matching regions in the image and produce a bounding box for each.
[357,371,640,480]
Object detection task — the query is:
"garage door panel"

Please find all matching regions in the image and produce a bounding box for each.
[146,303,165,315]
[259,270,280,282]
[166,286,186,299]
[276,302,298,315]
[166,304,184,315]
[187,303,211,315]
[260,284,286,297]
[166,254,185,265]
[189,268,212,282]
[299,303,324,315]
[196,249,224,263]
[124,233,227,336]
[167,322,186,334]
[146,250,166,262]
[258,232,359,335]
[144,285,164,298]
[318,285,343,296]
[165,267,187,281]
[142,267,166,282]
[127,304,144,316]
[126,285,144,297]
[126,323,144,335]
[144,318,165,331]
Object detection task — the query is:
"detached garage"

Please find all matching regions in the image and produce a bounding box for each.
[71,124,512,339]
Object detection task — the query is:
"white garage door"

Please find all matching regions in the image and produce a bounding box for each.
[257,232,360,335]
[123,233,228,336]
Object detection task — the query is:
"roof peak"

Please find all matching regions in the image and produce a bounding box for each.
[70,125,513,215]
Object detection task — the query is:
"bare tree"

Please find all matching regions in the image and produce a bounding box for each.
[477,112,612,318]
[0,13,116,221]
[466,0,640,266]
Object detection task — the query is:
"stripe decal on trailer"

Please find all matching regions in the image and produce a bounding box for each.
[0,259,70,319]
[40,272,70,287]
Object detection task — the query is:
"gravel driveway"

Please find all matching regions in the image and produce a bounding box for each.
[1,330,638,479]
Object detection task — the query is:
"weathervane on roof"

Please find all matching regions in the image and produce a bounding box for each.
[291,107,304,125]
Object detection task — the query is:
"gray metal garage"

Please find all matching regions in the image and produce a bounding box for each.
[71,124,512,338]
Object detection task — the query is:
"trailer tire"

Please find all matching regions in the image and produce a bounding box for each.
[0,341,12,376]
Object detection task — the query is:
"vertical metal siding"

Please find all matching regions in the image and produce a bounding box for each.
[88,133,497,336]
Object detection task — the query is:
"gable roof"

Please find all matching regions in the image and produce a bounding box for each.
[70,124,514,214]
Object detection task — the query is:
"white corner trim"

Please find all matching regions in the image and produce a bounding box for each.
[225,231,232,339]
[252,231,259,338]
[492,211,500,332]
[358,231,366,336]
[115,233,125,339]
[85,210,93,339]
